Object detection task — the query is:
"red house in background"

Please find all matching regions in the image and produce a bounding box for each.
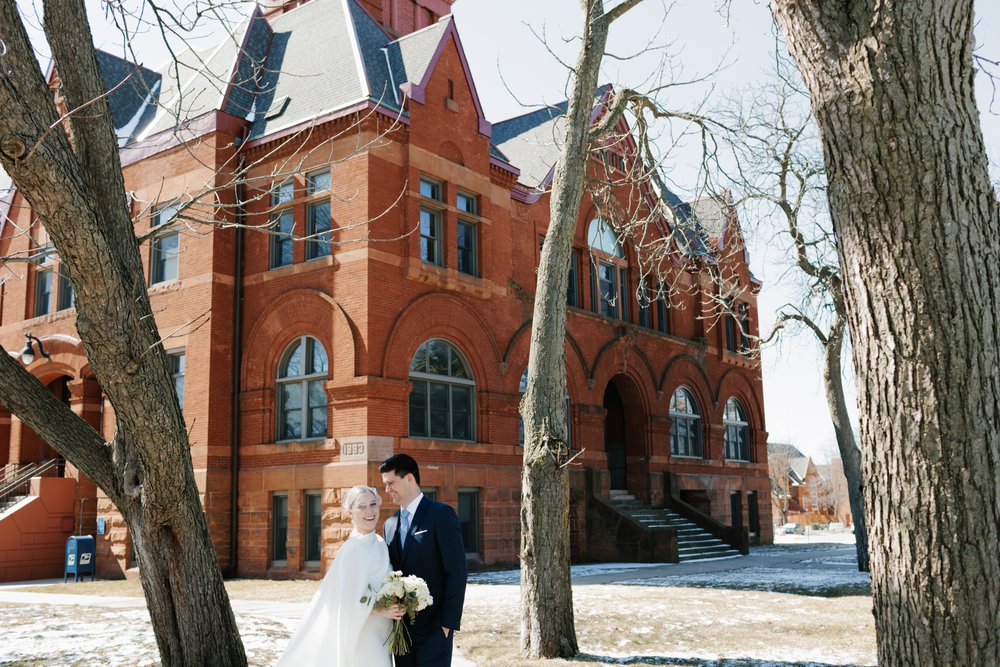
[0,0,771,581]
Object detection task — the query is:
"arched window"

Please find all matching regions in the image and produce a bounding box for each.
[518,368,571,446]
[587,218,624,258]
[277,336,328,441]
[409,340,475,441]
[587,218,629,320]
[669,387,702,457]
[723,397,750,461]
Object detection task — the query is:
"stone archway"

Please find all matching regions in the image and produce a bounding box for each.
[16,375,72,472]
[602,374,649,498]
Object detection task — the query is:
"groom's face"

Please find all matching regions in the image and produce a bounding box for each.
[382,470,418,506]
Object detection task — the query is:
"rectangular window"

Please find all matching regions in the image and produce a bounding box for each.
[457,489,480,556]
[748,491,760,535]
[589,261,598,312]
[457,220,477,276]
[420,208,442,265]
[656,290,669,334]
[273,179,294,205]
[598,261,617,318]
[33,269,53,317]
[619,267,629,322]
[304,492,322,566]
[270,209,294,268]
[725,315,738,353]
[456,192,477,215]
[167,350,185,410]
[306,170,330,196]
[57,266,73,311]
[420,178,442,201]
[739,302,752,356]
[306,200,331,260]
[567,250,579,307]
[420,487,438,501]
[271,493,288,565]
[150,204,179,285]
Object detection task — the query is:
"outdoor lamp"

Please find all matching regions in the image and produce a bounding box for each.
[20,333,50,365]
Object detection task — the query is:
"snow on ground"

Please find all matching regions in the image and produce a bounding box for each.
[0,602,289,667]
[621,566,870,595]
[469,562,663,585]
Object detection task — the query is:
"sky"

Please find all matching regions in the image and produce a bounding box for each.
[15,0,1000,462]
[452,0,1000,461]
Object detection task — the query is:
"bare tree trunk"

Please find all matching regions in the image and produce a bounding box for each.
[519,0,618,658]
[774,1,1000,663]
[0,1,246,664]
[823,320,868,572]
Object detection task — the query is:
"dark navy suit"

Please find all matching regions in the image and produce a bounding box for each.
[384,496,467,667]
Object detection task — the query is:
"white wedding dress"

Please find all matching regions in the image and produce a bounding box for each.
[276,530,393,667]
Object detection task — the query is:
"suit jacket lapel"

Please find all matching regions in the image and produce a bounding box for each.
[386,511,402,564]
[401,497,428,563]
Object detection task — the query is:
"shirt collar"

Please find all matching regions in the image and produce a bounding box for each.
[403,492,424,517]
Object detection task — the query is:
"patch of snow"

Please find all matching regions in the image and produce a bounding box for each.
[619,566,870,595]
[469,562,663,585]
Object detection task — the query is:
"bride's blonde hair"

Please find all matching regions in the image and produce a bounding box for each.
[342,485,382,511]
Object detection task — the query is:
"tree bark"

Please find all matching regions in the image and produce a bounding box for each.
[519,0,617,658]
[822,318,869,572]
[773,1,1000,663]
[0,1,246,664]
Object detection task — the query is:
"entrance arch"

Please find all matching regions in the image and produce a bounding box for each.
[602,374,648,496]
[16,375,71,470]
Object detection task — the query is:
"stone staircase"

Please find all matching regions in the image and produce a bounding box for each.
[608,490,742,562]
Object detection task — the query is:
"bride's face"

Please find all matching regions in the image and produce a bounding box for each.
[350,491,381,534]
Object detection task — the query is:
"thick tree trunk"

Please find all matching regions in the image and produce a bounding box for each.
[520,0,614,659]
[822,321,869,572]
[774,1,1000,664]
[0,1,246,664]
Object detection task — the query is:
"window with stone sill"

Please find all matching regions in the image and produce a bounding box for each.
[408,339,475,441]
[723,397,751,461]
[276,336,329,442]
[419,178,444,266]
[587,218,629,321]
[304,491,322,567]
[306,170,332,260]
[271,492,289,565]
[669,386,702,458]
[270,180,295,269]
[457,191,479,277]
[150,203,180,284]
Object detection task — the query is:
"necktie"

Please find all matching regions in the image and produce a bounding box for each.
[400,508,410,548]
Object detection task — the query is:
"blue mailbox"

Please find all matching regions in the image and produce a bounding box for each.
[64,535,96,583]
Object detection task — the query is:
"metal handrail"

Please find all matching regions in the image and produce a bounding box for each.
[0,459,62,511]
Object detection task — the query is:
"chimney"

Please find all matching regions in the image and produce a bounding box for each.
[357,0,455,37]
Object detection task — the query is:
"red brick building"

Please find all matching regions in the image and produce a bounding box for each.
[0,0,771,581]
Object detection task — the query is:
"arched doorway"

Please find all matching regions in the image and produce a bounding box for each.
[604,383,627,489]
[17,376,71,472]
[603,374,648,496]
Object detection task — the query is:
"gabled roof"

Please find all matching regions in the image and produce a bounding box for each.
[385,17,451,102]
[492,101,568,189]
[92,51,162,146]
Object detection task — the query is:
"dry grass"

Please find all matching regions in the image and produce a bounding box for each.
[12,577,322,603]
[458,585,876,667]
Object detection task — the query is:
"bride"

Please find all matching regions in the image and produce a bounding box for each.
[276,485,404,666]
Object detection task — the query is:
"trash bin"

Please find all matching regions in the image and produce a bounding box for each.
[64,535,96,583]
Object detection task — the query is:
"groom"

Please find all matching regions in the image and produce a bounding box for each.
[381,454,467,667]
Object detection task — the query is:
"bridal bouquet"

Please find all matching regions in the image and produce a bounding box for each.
[361,570,433,655]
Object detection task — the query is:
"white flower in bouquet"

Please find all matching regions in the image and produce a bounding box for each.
[361,571,434,656]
